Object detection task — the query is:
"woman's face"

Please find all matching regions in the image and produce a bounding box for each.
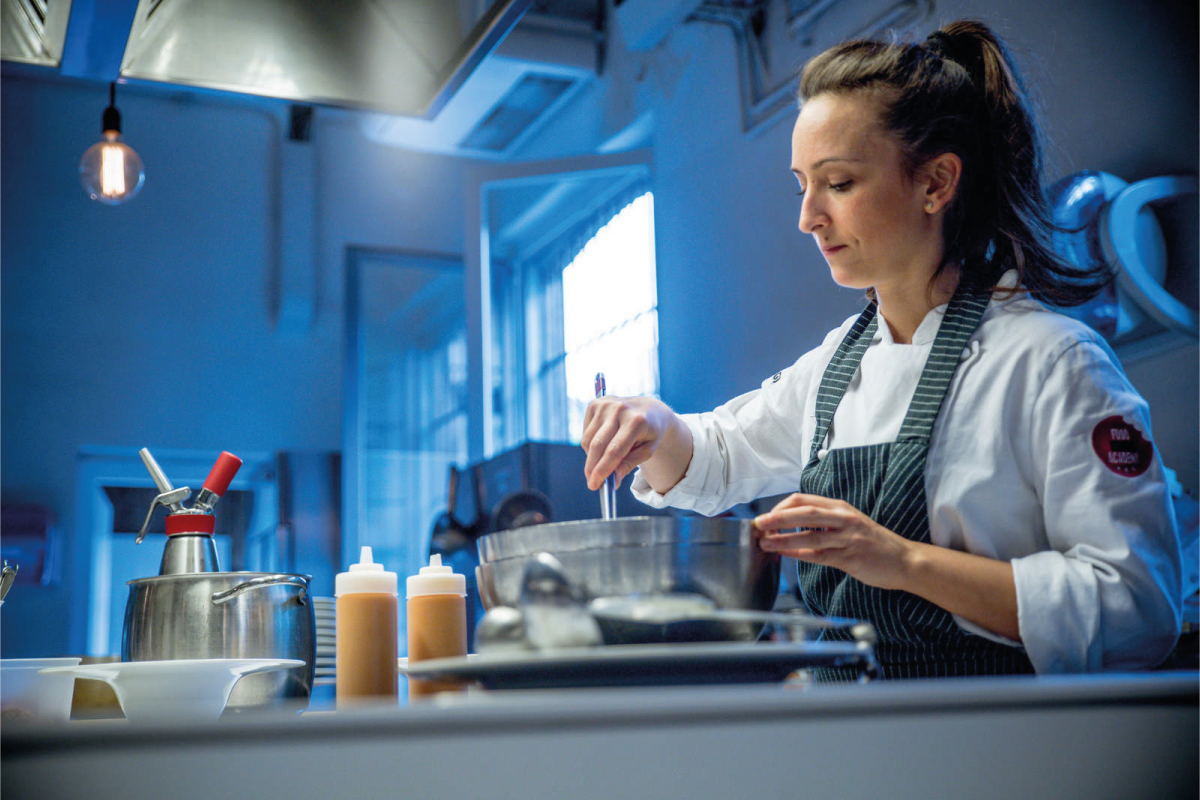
[790,92,941,295]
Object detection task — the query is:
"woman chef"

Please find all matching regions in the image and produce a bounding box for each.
[581,20,1183,679]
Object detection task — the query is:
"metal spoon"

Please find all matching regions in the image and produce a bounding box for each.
[594,373,617,520]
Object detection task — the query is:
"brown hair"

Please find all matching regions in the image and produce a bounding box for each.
[798,20,1110,306]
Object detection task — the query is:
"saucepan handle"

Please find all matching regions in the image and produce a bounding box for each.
[211,575,309,606]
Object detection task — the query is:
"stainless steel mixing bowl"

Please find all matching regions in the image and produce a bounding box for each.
[476,516,781,643]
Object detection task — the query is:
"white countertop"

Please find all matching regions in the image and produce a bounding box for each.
[3,672,1197,799]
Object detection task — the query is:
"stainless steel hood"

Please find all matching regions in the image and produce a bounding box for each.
[2,0,533,119]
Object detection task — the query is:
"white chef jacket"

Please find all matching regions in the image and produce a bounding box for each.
[632,272,1183,674]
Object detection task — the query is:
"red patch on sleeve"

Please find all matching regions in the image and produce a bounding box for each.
[1091,416,1153,477]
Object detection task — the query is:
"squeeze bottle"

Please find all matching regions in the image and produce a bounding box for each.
[335,546,398,707]
[406,554,467,699]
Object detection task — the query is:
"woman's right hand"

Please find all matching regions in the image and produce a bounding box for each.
[581,396,694,494]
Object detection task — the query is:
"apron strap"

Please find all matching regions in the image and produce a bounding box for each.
[894,288,991,443]
[806,285,992,462]
[808,304,878,463]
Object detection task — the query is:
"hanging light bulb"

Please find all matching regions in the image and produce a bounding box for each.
[79,82,145,205]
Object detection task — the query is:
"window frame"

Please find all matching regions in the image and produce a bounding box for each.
[464,150,654,460]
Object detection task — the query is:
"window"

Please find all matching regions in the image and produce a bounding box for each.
[505,190,659,447]
[561,192,659,441]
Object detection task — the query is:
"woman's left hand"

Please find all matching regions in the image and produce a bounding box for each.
[753,493,916,591]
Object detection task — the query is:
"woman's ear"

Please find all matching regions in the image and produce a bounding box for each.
[921,152,963,214]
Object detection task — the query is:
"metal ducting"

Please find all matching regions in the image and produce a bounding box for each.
[1,0,533,119]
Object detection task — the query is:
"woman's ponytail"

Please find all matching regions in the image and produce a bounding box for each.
[799,20,1111,305]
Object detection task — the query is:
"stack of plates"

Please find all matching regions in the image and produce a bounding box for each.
[313,597,335,686]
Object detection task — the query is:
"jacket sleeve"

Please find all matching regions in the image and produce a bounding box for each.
[630,322,851,515]
[1013,338,1183,673]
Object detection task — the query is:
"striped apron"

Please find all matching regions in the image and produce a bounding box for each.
[796,286,1035,680]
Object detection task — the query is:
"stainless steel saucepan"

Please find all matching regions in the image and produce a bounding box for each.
[122,572,315,713]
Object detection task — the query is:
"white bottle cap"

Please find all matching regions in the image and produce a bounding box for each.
[335,546,398,596]
[406,554,466,599]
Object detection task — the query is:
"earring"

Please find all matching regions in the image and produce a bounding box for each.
[924,200,935,211]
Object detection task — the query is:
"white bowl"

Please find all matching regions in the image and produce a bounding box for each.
[40,659,303,724]
[1,657,82,723]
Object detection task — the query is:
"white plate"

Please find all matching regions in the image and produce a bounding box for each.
[41,659,304,723]
[400,641,874,690]
[1,658,83,723]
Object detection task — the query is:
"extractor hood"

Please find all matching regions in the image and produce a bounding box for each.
[1,0,533,119]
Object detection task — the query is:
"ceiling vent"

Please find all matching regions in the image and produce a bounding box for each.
[0,0,69,66]
[1,0,533,120]
[459,72,575,152]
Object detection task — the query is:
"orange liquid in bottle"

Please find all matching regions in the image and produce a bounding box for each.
[407,593,467,699]
[336,592,398,706]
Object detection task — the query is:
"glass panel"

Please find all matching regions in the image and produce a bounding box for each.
[486,175,656,452]
[561,193,659,441]
[350,251,467,653]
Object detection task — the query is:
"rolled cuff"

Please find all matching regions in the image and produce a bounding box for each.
[1012,550,1104,674]
[629,415,729,515]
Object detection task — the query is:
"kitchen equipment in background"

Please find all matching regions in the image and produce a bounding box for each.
[489,489,553,534]
[476,516,781,644]
[0,657,81,723]
[122,448,316,713]
[41,659,304,723]
[22,0,535,118]
[1049,171,1197,361]
[429,465,477,557]
[594,373,617,520]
